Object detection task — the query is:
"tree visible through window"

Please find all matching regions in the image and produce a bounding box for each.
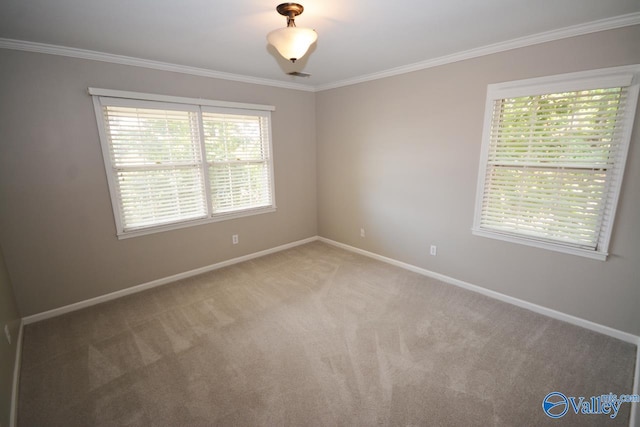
[473,66,640,260]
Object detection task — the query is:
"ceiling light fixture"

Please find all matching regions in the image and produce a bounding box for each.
[267,3,317,63]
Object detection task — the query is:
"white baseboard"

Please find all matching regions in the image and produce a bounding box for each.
[22,236,319,325]
[13,235,640,426]
[24,234,638,343]
[10,319,23,427]
[318,237,640,345]
[318,237,640,427]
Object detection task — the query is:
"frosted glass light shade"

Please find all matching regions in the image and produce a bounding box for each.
[267,27,317,62]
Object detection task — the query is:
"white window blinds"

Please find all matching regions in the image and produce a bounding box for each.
[473,66,640,260]
[202,110,273,213]
[91,90,275,238]
[103,103,207,231]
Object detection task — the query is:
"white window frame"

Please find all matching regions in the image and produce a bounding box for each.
[90,88,276,239]
[472,65,640,260]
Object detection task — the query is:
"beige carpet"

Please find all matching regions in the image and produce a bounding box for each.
[18,241,636,426]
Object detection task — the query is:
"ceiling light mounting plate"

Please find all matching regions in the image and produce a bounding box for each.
[276,3,304,19]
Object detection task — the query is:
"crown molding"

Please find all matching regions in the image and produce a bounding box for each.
[0,38,315,92]
[314,12,640,91]
[1,12,639,93]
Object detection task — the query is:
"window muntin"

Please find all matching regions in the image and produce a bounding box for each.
[473,66,640,260]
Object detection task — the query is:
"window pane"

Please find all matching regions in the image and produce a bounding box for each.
[202,111,273,213]
[481,167,607,247]
[202,113,269,162]
[105,106,202,166]
[490,89,622,168]
[117,167,207,230]
[103,104,207,231]
[209,163,271,212]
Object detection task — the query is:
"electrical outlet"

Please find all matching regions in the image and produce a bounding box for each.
[360,228,366,238]
[4,324,10,344]
[232,234,239,245]
[430,245,437,256]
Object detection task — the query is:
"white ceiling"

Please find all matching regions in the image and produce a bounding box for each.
[1,0,639,89]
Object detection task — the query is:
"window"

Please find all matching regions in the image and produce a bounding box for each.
[91,89,276,238]
[473,65,640,260]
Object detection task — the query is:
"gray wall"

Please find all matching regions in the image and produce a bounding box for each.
[0,244,20,427]
[316,25,640,336]
[0,49,317,316]
[1,25,639,337]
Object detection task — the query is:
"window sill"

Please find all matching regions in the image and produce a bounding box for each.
[471,228,607,261]
[116,206,276,239]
